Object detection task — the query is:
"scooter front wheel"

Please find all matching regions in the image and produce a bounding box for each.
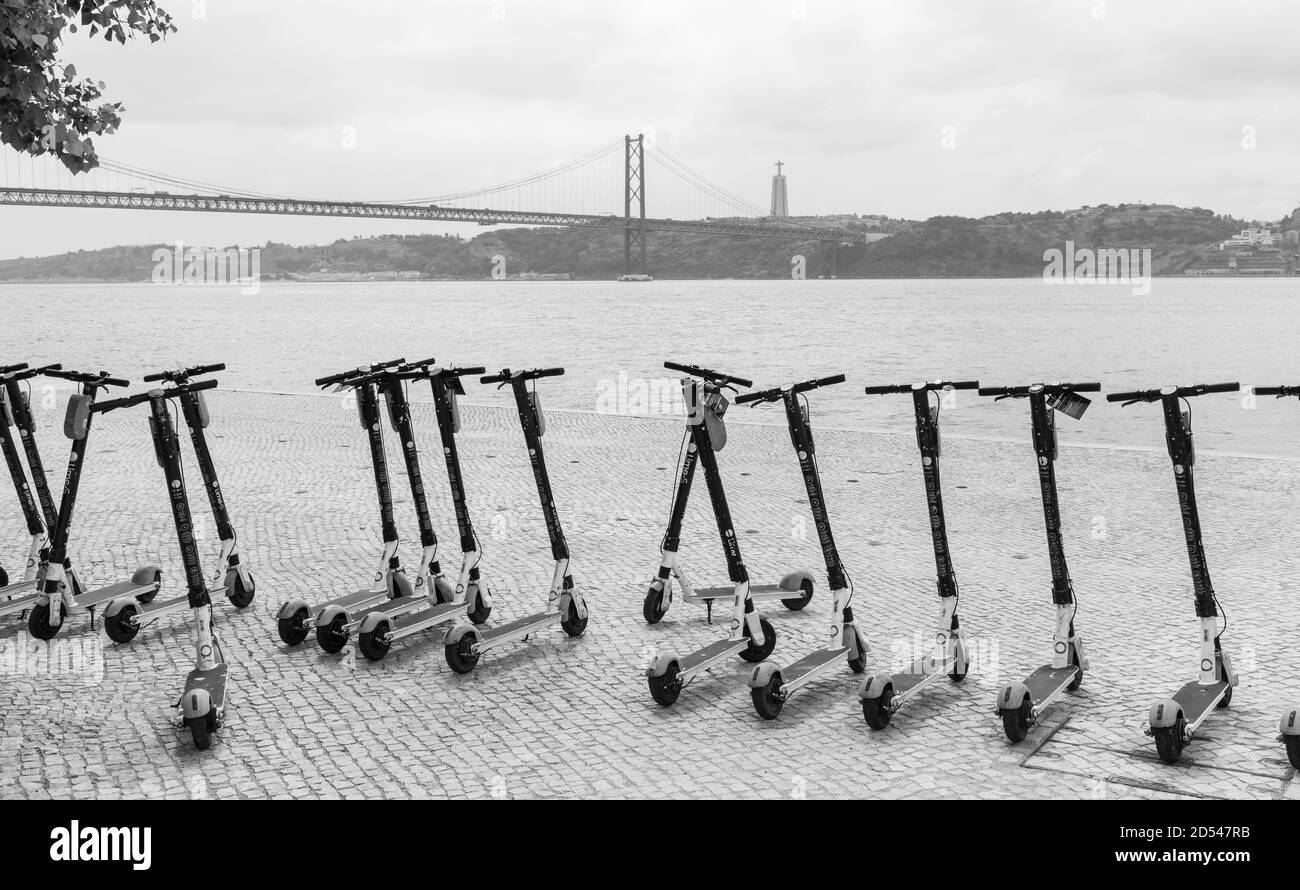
[226,571,256,608]
[1153,717,1186,764]
[1001,700,1031,743]
[642,585,667,624]
[739,617,777,663]
[277,607,309,646]
[560,597,588,637]
[104,604,141,644]
[1285,736,1300,770]
[1217,683,1233,709]
[466,584,492,624]
[862,684,894,730]
[648,664,681,706]
[0,566,7,588]
[751,673,784,720]
[27,602,65,641]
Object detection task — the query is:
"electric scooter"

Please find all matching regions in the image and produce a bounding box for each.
[275,358,416,651]
[644,361,813,626]
[645,364,782,706]
[0,362,55,607]
[441,367,588,674]
[979,381,1099,741]
[1248,384,1300,770]
[356,361,493,661]
[94,379,230,750]
[1109,382,1241,764]
[99,366,256,643]
[739,373,871,719]
[858,379,979,729]
[27,369,163,639]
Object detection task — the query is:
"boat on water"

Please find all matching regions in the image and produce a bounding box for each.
[618,273,654,282]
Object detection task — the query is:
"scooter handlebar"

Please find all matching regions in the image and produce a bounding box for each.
[1107,382,1240,404]
[1253,385,1300,398]
[3,362,62,382]
[865,379,979,396]
[663,361,752,389]
[736,373,846,405]
[978,382,1102,398]
[44,369,130,388]
[143,362,226,383]
[0,363,28,374]
[481,367,565,385]
[315,357,405,388]
[94,378,219,414]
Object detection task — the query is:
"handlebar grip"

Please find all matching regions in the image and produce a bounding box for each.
[1253,385,1297,397]
[453,366,486,377]
[1106,390,1146,403]
[663,361,696,375]
[142,372,165,383]
[977,386,1010,397]
[402,356,438,369]
[185,379,219,394]
[0,363,28,374]
[815,373,847,388]
[481,372,507,385]
[733,390,765,404]
[1069,382,1102,392]
[1202,382,1241,394]
[534,367,564,378]
[947,381,980,390]
[863,384,908,395]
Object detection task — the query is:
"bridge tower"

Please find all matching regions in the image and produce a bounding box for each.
[624,133,647,276]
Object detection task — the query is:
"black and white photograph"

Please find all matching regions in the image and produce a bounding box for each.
[0,0,1295,861]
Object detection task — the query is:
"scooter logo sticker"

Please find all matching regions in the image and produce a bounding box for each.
[1054,641,1067,655]
[1201,658,1213,673]
[171,480,181,490]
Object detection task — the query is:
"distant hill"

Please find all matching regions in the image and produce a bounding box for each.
[1,204,1294,281]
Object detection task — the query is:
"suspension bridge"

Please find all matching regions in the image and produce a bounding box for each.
[0,135,864,276]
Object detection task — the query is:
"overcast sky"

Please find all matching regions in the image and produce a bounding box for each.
[2,0,1297,258]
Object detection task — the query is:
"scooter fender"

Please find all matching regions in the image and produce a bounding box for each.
[559,591,589,621]
[647,650,680,679]
[181,686,213,721]
[1279,708,1300,737]
[747,662,780,689]
[997,681,1031,713]
[276,598,309,621]
[357,611,389,635]
[443,622,479,648]
[778,570,813,592]
[1148,697,1184,730]
[314,603,350,629]
[860,672,892,701]
[131,566,162,587]
[433,575,457,605]
[103,596,135,619]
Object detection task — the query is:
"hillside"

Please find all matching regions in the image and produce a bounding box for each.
[1,204,1295,281]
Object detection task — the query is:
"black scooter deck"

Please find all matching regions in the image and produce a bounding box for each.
[389,600,463,631]
[691,583,790,600]
[783,647,847,679]
[1022,664,1079,702]
[480,612,557,643]
[1172,679,1229,723]
[314,587,390,616]
[79,579,158,610]
[185,664,228,709]
[890,656,942,694]
[680,636,744,672]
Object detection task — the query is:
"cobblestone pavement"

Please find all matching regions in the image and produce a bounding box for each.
[0,388,1297,800]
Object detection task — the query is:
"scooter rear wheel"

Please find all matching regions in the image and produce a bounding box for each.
[780,578,814,612]
[226,571,256,608]
[740,617,777,663]
[187,715,211,751]
[1217,683,1233,709]
[751,673,785,720]
[847,627,868,674]
[1285,736,1300,770]
[445,635,480,674]
[648,663,682,706]
[358,620,391,662]
[642,585,667,624]
[1153,716,1186,764]
[27,602,65,641]
[0,566,7,588]
[862,685,894,730]
[316,613,349,654]
[104,604,141,643]
[1001,700,1031,743]
[277,607,309,646]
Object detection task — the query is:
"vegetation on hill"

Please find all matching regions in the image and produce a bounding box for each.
[1,204,1295,281]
